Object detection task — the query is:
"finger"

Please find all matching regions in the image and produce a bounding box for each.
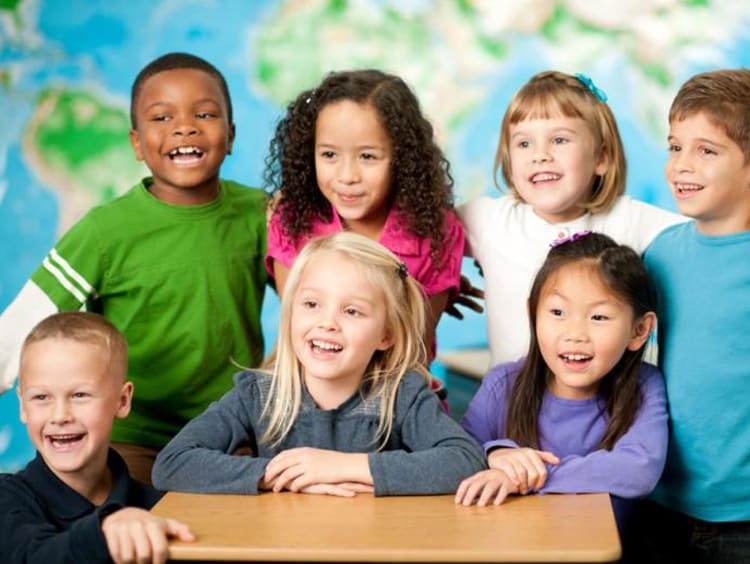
[455,478,470,504]
[477,481,500,507]
[165,518,195,542]
[272,466,303,492]
[143,521,169,564]
[444,305,464,320]
[493,482,511,505]
[114,527,137,564]
[537,450,561,465]
[337,482,374,493]
[130,524,154,564]
[460,478,487,507]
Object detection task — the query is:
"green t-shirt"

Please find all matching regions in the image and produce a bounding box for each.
[32,178,268,447]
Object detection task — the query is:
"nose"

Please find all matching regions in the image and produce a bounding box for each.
[317,307,340,331]
[338,157,361,184]
[563,319,589,343]
[532,144,552,164]
[172,115,199,137]
[669,148,693,174]
[50,399,73,425]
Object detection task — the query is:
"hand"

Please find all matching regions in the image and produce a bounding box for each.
[455,469,519,506]
[299,482,375,497]
[487,447,560,494]
[101,507,194,564]
[263,448,371,493]
[444,275,485,320]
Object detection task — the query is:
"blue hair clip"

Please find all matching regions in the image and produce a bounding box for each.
[550,230,593,248]
[574,73,608,103]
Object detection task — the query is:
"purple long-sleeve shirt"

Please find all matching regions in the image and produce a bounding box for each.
[461,358,668,498]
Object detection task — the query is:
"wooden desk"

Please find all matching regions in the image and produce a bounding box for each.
[152,492,620,563]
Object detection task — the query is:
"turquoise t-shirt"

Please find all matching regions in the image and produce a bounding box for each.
[32,178,268,447]
[644,221,750,522]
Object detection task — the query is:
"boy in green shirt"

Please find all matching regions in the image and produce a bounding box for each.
[0,53,268,483]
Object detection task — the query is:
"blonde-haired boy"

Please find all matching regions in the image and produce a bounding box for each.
[0,312,192,563]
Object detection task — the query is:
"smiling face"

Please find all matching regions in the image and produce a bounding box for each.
[666,111,750,235]
[535,262,651,400]
[314,100,393,238]
[18,338,133,495]
[508,116,608,224]
[291,250,393,406]
[129,68,235,205]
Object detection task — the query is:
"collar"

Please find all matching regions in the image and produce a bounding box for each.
[320,208,421,256]
[21,449,133,520]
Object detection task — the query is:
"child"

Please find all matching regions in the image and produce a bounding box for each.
[152,232,485,496]
[0,312,193,564]
[0,53,268,483]
[459,70,685,367]
[264,69,463,358]
[455,233,667,518]
[630,69,750,563]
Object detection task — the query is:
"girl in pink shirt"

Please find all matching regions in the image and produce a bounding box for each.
[264,69,463,361]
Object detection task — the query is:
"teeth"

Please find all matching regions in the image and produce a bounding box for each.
[169,146,202,156]
[532,173,560,183]
[312,340,342,351]
[676,183,703,192]
[562,353,591,361]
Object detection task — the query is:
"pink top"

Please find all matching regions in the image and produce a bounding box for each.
[266,206,464,298]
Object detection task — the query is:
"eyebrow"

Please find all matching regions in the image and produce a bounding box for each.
[511,127,579,140]
[144,98,222,112]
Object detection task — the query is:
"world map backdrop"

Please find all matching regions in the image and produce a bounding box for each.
[2,0,749,469]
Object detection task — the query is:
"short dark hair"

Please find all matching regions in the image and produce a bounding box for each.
[669,69,750,162]
[130,52,233,128]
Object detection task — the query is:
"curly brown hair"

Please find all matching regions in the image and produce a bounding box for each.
[263,69,455,264]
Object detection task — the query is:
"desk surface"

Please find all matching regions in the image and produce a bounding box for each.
[152,492,620,562]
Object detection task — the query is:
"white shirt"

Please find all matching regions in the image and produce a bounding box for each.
[458,194,686,367]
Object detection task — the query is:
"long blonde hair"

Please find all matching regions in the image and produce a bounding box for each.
[495,70,626,215]
[261,232,430,448]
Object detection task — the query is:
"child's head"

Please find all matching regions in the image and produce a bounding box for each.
[508,232,656,450]
[265,69,454,259]
[17,312,133,489]
[666,69,750,235]
[496,71,626,222]
[129,52,235,204]
[263,231,429,447]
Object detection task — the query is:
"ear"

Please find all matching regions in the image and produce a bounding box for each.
[227,122,236,155]
[17,386,27,424]
[627,312,657,352]
[115,381,134,419]
[377,331,394,352]
[129,129,144,162]
[594,148,609,177]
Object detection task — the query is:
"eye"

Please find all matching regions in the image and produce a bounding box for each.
[152,114,170,122]
[31,394,48,401]
[516,140,530,149]
[301,300,318,309]
[699,146,717,156]
[344,307,363,317]
[360,152,377,160]
[668,144,681,153]
[549,308,563,317]
[552,136,569,145]
[591,314,610,321]
[320,150,336,159]
[196,112,215,119]
[72,391,90,399]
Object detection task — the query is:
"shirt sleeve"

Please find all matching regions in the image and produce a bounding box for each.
[367,374,486,496]
[265,207,300,277]
[418,209,465,296]
[0,281,58,390]
[0,477,112,564]
[457,196,492,259]
[460,363,514,448]
[151,372,270,494]
[539,364,669,498]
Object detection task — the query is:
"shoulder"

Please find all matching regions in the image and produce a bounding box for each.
[66,182,145,227]
[458,194,516,222]
[221,180,269,208]
[232,369,273,403]
[638,362,665,392]
[482,358,524,393]
[645,221,693,255]
[0,471,41,510]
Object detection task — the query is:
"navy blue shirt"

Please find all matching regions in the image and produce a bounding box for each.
[0,449,162,563]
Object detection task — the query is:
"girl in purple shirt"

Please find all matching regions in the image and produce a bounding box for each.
[264,69,463,360]
[455,232,667,507]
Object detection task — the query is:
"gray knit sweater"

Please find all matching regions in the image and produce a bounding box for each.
[152,370,486,496]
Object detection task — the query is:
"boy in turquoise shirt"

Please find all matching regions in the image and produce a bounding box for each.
[630,69,750,563]
[0,53,268,483]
